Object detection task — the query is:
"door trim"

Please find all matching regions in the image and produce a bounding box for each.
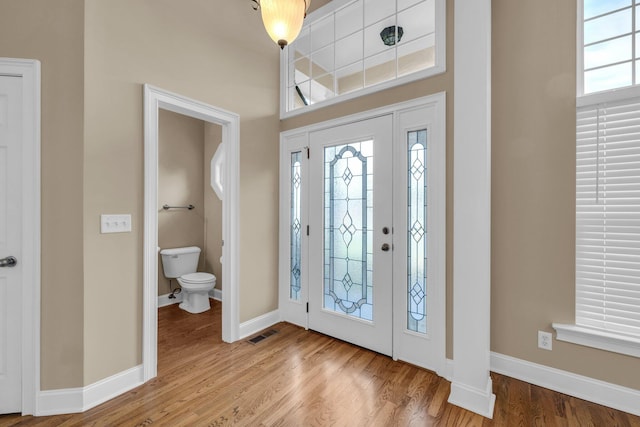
[0,58,41,416]
[143,85,241,382]
[279,93,446,375]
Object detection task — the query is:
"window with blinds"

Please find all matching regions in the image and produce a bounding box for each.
[576,96,640,337]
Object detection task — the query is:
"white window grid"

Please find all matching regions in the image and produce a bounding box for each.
[579,1,640,97]
[280,0,445,118]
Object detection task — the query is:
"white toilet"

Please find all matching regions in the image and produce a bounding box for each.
[160,246,216,314]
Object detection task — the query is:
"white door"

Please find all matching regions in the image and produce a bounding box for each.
[0,75,23,413]
[308,115,393,356]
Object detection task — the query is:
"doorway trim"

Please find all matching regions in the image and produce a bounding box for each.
[143,84,240,381]
[0,58,41,415]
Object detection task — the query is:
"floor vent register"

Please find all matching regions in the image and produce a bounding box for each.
[248,329,279,345]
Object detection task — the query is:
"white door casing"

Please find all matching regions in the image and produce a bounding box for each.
[0,74,23,414]
[308,115,394,356]
[279,94,446,373]
[143,84,240,382]
[0,59,40,416]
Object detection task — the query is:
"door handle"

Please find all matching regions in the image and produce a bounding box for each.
[381,243,390,252]
[0,256,17,267]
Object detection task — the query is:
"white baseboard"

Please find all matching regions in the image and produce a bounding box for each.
[209,288,222,301]
[158,292,182,307]
[37,387,83,416]
[36,365,144,416]
[239,309,281,339]
[448,377,496,419]
[83,365,144,412]
[490,352,640,417]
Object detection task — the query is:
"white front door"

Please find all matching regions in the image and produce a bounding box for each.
[308,115,393,356]
[0,75,23,413]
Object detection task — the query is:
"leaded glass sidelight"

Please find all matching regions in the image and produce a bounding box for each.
[407,129,427,334]
[290,151,302,301]
[323,140,374,321]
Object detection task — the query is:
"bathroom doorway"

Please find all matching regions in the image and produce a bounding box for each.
[157,110,223,307]
[143,84,240,382]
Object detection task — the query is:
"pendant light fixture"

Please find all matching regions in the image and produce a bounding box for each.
[380,25,404,46]
[252,0,310,49]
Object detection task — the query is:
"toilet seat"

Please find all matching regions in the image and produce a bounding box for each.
[180,272,215,284]
[177,272,216,295]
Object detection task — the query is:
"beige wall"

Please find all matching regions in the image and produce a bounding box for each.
[158,110,206,295]
[83,0,280,385]
[492,0,640,390]
[204,124,223,290]
[0,0,85,389]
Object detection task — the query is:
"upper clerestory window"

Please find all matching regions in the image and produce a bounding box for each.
[580,0,640,96]
[281,0,446,118]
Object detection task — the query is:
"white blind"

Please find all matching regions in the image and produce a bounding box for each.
[576,96,640,337]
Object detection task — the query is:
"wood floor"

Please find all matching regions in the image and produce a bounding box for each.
[2,300,639,426]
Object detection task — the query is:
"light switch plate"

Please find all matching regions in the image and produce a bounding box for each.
[101,214,132,234]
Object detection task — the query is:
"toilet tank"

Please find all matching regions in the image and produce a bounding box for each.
[160,246,201,278]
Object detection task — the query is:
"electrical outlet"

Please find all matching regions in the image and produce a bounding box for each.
[538,330,553,351]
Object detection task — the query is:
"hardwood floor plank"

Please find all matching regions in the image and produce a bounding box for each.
[1,301,639,426]
[529,382,559,427]
[426,373,450,418]
[506,375,530,426]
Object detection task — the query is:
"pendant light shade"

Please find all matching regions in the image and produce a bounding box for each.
[380,25,404,46]
[259,0,309,49]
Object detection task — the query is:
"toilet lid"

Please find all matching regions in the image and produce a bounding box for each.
[181,272,215,283]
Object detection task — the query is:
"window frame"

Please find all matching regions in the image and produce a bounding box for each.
[555,0,640,357]
[577,0,640,104]
[279,0,446,119]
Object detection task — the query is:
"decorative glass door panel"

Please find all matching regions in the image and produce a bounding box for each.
[290,151,302,301]
[407,129,427,334]
[308,115,393,356]
[324,141,373,320]
[279,133,309,328]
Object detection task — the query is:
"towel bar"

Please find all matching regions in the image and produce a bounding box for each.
[162,204,195,210]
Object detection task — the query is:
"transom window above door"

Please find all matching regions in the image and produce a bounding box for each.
[281,0,446,117]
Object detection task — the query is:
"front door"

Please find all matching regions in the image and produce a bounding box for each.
[307,115,393,356]
[0,75,23,413]
[279,96,446,374]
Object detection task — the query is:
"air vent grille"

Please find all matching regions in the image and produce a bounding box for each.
[247,329,278,345]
